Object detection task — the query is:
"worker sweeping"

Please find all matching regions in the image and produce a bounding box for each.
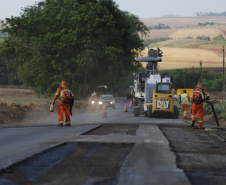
[181,90,190,118]
[190,83,210,129]
[53,81,74,127]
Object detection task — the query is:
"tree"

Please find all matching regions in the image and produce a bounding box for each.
[0,0,148,96]
[213,34,225,41]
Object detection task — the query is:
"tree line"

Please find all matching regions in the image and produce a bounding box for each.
[0,0,148,98]
[147,23,171,30]
[196,12,226,17]
[160,68,224,91]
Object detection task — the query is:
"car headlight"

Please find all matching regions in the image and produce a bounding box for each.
[110,101,115,104]
[99,102,102,104]
[91,101,95,104]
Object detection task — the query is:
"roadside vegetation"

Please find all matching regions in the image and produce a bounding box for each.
[214,103,226,121]
[160,68,225,91]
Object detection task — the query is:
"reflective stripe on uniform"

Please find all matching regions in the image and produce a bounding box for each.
[59,121,64,123]
[198,120,203,123]
[55,93,59,95]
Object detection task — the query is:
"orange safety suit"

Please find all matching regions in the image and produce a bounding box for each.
[53,81,71,126]
[191,88,209,128]
[181,93,190,118]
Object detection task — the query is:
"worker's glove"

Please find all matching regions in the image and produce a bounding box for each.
[52,100,55,105]
[206,96,210,100]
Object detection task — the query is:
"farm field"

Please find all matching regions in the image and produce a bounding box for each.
[142,26,226,40]
[140,45,224,70]
[139,16,226,70]
[140,16,226,28]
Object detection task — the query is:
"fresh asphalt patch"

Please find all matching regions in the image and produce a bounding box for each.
[0,142,134,185]
[159,125,226,185]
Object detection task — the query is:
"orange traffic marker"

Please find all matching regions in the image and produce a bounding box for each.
[124,103,128,112]
[129,100,132,108]
[103,103,107,118]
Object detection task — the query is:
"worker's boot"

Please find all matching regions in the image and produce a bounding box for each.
[191,120,195,127]
[58,123,63,127]
[65,122,71,127]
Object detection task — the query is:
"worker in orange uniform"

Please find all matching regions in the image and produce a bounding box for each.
[181,90,190,118]
[190,83,210,129]
[53,81,74,127]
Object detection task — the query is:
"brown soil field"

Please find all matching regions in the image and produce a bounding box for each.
[140,16,226,28]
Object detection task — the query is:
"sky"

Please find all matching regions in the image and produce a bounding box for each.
[0,0,226,19]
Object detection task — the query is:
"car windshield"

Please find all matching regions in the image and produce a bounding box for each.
[100,95,114,100]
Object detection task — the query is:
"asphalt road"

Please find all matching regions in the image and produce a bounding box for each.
[0,97,225,185]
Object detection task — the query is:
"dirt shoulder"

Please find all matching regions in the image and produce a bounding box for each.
[0,101,89,128]
[0,87,89,128]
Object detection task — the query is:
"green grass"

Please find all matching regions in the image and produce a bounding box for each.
[213,103,226,120]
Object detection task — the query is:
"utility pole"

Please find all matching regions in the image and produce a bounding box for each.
[184,68,187,88]
[193,66,195,88]
[223,45,225,100]
[200,60,202,84]
[6,64,10,85]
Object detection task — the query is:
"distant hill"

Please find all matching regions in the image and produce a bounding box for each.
[161,14,180,18]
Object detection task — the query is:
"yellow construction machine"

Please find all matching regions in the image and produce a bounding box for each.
[147,82,179,119]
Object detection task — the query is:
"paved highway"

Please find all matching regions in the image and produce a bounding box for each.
[0,98,224,185]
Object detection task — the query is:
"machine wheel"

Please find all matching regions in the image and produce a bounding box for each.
[173,105,179,119]
[134,108,139,117]
[134,97,138,106]
[147,105,153,118]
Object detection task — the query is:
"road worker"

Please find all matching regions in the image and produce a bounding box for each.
[181,90,190,118]
[53,81,74,127]
[190,83,210,129]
